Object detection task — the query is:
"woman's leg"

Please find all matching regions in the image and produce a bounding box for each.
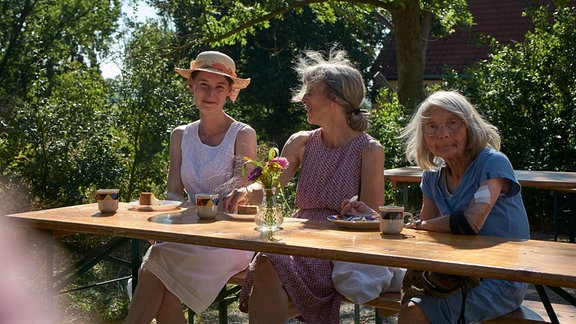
[248,257,299,324]
[155,289,186,324]
[398,301,430,324]
[126,268,185,324]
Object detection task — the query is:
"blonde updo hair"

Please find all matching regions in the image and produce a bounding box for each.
[291,49,370,131]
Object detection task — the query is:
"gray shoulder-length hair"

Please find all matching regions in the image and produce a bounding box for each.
[291,49,370,131]
[400,90,501,170]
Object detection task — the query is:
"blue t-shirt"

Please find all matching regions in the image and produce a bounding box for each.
[421,148,530,239]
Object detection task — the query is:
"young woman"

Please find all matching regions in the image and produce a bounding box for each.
[127,51,257,324]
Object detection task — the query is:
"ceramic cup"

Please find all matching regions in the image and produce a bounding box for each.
[195,193,219,219]
[379,205,412,234]
[97,189,119,213]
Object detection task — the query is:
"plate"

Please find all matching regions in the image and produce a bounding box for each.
[148,213,197,224]
[224,212,256,221]
[327,214,380,229]
[129,200,182,211]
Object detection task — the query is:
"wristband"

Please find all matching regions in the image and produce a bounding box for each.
[449,210,476,235]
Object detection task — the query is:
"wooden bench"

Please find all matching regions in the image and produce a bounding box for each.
[193,270,575,324]
[482,299,576,323]
[342,292,401,324]
[341,292,572,324]
[344,293,576,324]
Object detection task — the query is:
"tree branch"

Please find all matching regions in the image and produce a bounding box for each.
[166,0,398,55]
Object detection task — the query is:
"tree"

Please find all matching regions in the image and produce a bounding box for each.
[150,0,471,108]
[448,5,576,172]
[229,4,389,145]
[112,22,192,201]
[0,0,121,98]
[0,0,122,210]
[445,4,576,229]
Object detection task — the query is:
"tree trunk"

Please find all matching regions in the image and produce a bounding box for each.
[390,0,424,109]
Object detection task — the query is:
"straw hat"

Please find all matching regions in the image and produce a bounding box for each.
[175,51,251,101]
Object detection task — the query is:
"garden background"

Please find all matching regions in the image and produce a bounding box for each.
[1,0,575,322]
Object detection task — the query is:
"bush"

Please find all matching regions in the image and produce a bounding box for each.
[447,5,576,231]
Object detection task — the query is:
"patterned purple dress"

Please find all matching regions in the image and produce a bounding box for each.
[239,129,371,323]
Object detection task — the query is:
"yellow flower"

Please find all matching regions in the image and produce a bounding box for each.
[242,148,289,189]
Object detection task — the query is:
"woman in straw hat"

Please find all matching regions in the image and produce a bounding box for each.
[127,51,257,324]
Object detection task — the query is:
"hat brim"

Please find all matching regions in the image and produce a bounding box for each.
[174,67,250,90]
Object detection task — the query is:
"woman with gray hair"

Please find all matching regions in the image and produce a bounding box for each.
[224,48,385,323]
[345,90,530,323]
[398,90,529,323]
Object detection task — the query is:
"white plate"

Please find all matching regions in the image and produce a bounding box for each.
[327,214,380,230]
[224,212,256,221]
[129,200,182,211]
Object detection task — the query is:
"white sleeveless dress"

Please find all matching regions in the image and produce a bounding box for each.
[140,121,254,314]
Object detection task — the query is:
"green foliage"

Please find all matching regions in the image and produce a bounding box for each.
[422,0,472,37]
[231,5,387,146]
[369,89,408,169]
[369,89,413,206]
[56,234,149,323]
[1,0,122,209]
[0,0,121,108]
[2,0,575,321]
[448,5,576,172]
[158,1,389,147]
[8,66,123,208]
[111,23,191,202]
[446,5,576,229]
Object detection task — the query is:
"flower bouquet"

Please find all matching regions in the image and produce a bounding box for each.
[243,148,289,232]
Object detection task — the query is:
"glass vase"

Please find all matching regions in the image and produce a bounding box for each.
[255,188,283,232]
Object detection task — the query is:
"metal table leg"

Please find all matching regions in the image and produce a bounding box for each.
[535,284,560,324]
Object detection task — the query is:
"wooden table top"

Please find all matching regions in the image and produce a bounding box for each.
[5,203,576,289]
[385,166,576,190]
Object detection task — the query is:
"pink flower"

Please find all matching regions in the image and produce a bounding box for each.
[271,157,289,169]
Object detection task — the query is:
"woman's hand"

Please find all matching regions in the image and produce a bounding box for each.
[404,219,424,230]
[222,188,248,213]
[340,199,377,216]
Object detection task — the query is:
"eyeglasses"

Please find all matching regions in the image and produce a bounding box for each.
[422,119,464,136]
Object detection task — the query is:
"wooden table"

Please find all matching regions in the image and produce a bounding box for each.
[5,202,576,323]
[385,166,576,190]
[385,166,576,242]
[5,203,576,287]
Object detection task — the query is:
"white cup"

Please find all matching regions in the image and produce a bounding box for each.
[379,205,412,234]
[195,193,219,219]
[97,189,119,213]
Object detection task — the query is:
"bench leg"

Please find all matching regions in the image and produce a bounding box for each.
[374,307,383,324]
[187,307,195,324]
[354,304,360,324]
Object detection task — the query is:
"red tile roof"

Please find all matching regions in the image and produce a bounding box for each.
[373,0,562,80]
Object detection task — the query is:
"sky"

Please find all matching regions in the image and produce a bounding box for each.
[100,1,157,79]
